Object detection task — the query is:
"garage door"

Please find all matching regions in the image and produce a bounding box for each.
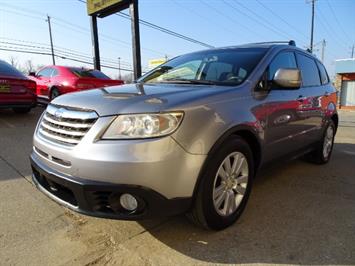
[341,80,355,106]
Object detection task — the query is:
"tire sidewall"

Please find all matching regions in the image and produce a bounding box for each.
[200,137,254,230]
[321,120,336,163]
[50,88,59,101]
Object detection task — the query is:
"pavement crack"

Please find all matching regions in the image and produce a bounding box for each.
[126,218,173,242]
[0,155,33,185]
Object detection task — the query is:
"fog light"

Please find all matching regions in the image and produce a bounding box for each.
[120,193,138,211]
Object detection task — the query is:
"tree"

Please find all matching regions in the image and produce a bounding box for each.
[121,73,133,84]
[24,60,35,74]
[9,56,19,69]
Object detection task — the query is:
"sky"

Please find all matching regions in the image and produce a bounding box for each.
[0,0,354,79]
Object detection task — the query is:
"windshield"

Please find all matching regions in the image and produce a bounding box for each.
[70,68,110,79]
[138,48,267,86]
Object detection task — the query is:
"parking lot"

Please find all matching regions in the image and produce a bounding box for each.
[0,107,354,265]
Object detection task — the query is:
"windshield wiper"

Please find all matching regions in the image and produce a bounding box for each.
[159,78,217,85]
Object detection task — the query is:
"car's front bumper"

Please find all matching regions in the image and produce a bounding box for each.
[31,155,192,219]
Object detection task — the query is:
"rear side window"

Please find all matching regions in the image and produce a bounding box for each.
[316,61,329,85]
[268,52,297,80]
[37,68,54,78]
[70,68,110,79]
[296,54,321,87]
[51,69,59,77]
[0,60,26,78]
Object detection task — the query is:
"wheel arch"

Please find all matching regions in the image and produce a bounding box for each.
[331,113,339,132]
[190,125,262,203]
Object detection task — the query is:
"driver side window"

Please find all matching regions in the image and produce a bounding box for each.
[268,52,297,81]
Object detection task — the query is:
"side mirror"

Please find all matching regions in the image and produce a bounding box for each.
[273,68,301,88]
[29,71,36,77]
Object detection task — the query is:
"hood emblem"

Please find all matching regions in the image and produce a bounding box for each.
[54,108,65,119]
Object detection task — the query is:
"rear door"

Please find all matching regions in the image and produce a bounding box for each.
[294,53,324,144]
[35,67,54,97]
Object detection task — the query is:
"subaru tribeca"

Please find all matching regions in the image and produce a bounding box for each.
[30,41,338,230]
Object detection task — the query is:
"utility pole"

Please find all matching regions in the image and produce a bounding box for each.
[90,15,100,70]
[351,44,354,58]
[321,39,326,62]
[46,15,55,65]
[130,0,142,80]
[118,57,121,80]
[308,0,316,52]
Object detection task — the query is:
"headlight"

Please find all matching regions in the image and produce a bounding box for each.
[101,112,184,139]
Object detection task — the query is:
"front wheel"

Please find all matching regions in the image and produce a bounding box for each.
[187,136,254,230]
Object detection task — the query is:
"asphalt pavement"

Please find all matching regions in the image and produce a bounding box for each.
[0,107,354,265]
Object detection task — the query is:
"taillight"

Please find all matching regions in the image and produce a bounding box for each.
[26,80,36,93]
[76,82,95,89]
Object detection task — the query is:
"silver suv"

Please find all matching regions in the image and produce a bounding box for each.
[31,41,338,230]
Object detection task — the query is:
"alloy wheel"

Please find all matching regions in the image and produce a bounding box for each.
[212,152,249,216]
[323,125,334,159]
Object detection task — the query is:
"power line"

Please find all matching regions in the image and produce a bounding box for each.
[171,0,238,38]
[0,5,170,58]
[77,0,215,49]
[325,0,352,44]
[230,0,293,40]
[0,46,135,72]
[201,0,267,41]
[0,38,133,68]
[0,40,137,71]
[316,6,348,51]
[254,0,309,41]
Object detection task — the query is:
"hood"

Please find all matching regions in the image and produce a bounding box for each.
[52,83,230,116]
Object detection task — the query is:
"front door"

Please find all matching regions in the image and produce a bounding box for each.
[35,67,54,98]
[260,51,306,161]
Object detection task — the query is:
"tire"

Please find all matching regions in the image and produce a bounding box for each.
[306,120,336,164]
[50,88,60,101]
[187,136,254,230]
[13,107,31,114]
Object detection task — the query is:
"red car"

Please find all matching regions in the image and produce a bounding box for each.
[0,60,36,113]
[28,66,124,103]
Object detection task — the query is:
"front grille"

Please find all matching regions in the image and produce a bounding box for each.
[38,105,98,146]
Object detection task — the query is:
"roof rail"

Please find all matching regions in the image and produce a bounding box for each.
[249,40,296,46]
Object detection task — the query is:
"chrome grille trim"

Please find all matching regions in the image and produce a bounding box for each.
[41,122,87,137]
[46,105,98,120]
[38,105,98,146]
[43,114,94,129]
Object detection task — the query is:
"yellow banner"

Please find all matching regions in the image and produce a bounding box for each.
[148,58,167,69]
[87,0,124,15]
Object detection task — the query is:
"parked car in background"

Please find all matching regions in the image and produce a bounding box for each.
[0,60,36,113]
[28,66,124,103]
[31,41,338,230]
